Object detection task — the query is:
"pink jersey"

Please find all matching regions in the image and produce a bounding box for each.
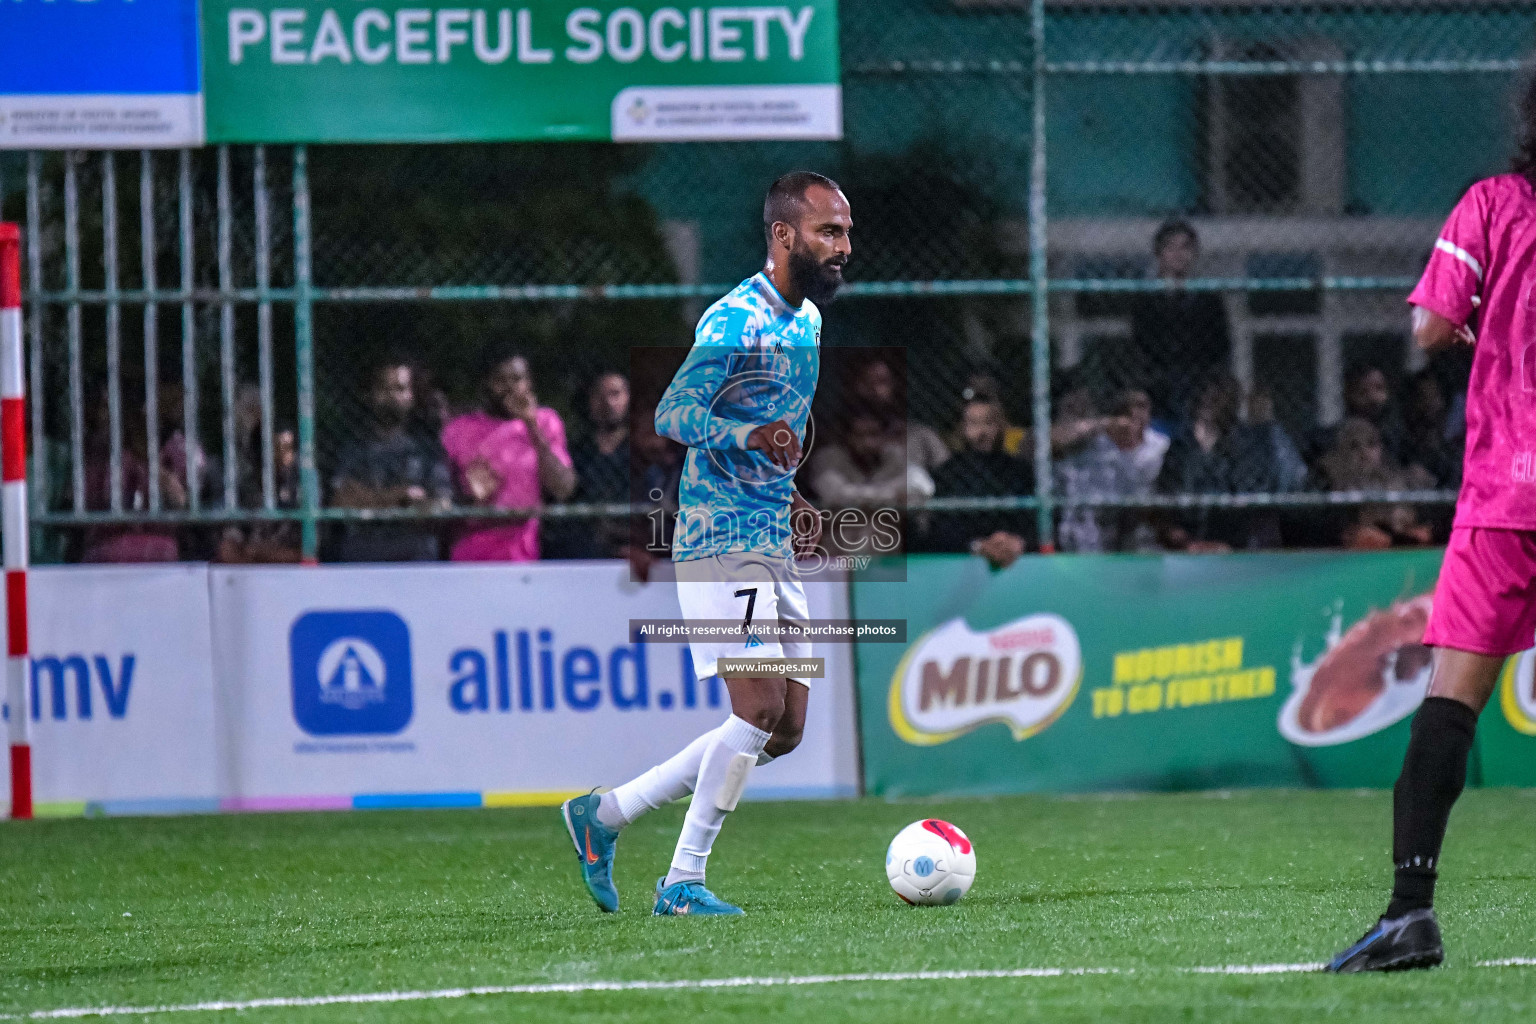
[440,407,571,562]
[1408,172,1536,530]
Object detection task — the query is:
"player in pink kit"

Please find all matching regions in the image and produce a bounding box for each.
[1328,89,1536,974]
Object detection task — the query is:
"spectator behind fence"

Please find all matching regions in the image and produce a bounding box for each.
[1403,368,1464,489]
[1129,220,1232,425]
[330,360,453,562]
[412,363,453,437]
[811,410,928,555]
[546,370,631,560]
[442,351,575,562]
[1052,387,1169,552]
[1052,387,1130,554]
[1308,362,1408,468]
[217,423,303,564]
[1318,417,1433,549]
[923,396,1034,567]
[81,393,185,563]
[1110,388,1170,493]
[1155,374,1281,551]
[627,401,685,578]
[847,357,950,474]
[632,402,683,516]
[955,374,1026,456]
[157,381,216,509]
[571,370,631,502]
[1246,387,1309,492]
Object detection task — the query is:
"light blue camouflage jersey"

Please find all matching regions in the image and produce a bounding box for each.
[656,272,821,562]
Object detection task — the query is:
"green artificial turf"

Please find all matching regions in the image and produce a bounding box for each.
[0,789,1532,1022]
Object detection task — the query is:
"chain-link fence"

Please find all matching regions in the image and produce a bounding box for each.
[4,0,1529,562]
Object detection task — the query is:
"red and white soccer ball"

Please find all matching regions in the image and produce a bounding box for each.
[886,819,976,906]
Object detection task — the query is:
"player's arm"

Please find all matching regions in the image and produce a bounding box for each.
[1409,183,1486,354]
[527,415,576,502]
[655,310,801,466]
[655,318,758,451]
[1411,303,1476,354]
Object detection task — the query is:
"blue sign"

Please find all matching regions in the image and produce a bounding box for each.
[0,0,200,95]
[290,611,414,736]
[0,0,203,149]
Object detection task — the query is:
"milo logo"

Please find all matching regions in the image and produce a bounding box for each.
[888,613,1082,746]
[1501,648,1536,736]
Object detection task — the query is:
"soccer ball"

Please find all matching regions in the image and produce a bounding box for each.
[885,819,976,906]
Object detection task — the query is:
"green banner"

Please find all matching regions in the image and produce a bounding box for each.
[854,551,1535,796]
[1484,649,1536,786]
[202,1,840,143]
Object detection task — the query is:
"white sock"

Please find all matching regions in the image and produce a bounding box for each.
[665,715,770,886]
[596,725,721,830]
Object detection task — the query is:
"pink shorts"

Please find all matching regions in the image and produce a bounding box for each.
[1423,526,1536,657]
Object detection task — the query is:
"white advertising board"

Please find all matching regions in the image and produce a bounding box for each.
[210,561,859,810]
[1,561,859,816]
[0,564,219,812]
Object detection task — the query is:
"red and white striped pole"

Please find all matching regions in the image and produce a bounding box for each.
[0,223,31,820]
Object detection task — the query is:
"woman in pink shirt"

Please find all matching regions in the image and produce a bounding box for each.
[441,353,575,562]
[1328,81,1536,974]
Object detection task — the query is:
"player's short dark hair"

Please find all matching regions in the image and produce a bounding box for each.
[764,171,842,243]
[1152,218,1198,254]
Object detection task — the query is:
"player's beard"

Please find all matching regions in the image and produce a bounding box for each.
[788,239,845,305]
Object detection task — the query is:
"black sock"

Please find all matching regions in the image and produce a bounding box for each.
[1386,696,1478,919]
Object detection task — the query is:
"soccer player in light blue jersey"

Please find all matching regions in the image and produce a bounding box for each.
[562,172,852,916]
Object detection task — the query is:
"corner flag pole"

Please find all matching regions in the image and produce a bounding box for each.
[0,223,31,820]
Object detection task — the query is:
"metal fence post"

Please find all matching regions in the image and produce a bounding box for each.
[178,149,199,514]
[217,146,238,512]
[1029,0,1054,551]
[63,155,84,514]
[24,155,44,524]
[254,146,276,512]
[103,152,123,513]
[292,146,319,562]
[142,151,161,512]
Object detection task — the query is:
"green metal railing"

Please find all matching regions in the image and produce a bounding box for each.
[12,0,1518,559]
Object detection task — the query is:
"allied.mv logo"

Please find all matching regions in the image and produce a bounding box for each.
[317,637,388,711]
[291,610,413,735]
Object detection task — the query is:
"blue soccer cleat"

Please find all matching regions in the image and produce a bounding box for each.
[652,876,745,916]
[560,792,620,913]
[1326,908,1445,973]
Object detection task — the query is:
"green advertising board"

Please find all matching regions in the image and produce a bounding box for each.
[853,551,1536,796]
[1486,647,1536,786]
[201,1,841,142]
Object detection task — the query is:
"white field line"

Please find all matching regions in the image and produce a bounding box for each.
[2,959,1532,1020]
[1186,963,1324,974]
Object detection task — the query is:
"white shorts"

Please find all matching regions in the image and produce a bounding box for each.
[675,552,813,685]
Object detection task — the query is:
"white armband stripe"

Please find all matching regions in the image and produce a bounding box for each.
[1435,238,1484,281]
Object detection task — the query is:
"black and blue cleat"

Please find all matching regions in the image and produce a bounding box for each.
[1326,908,1444,973]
